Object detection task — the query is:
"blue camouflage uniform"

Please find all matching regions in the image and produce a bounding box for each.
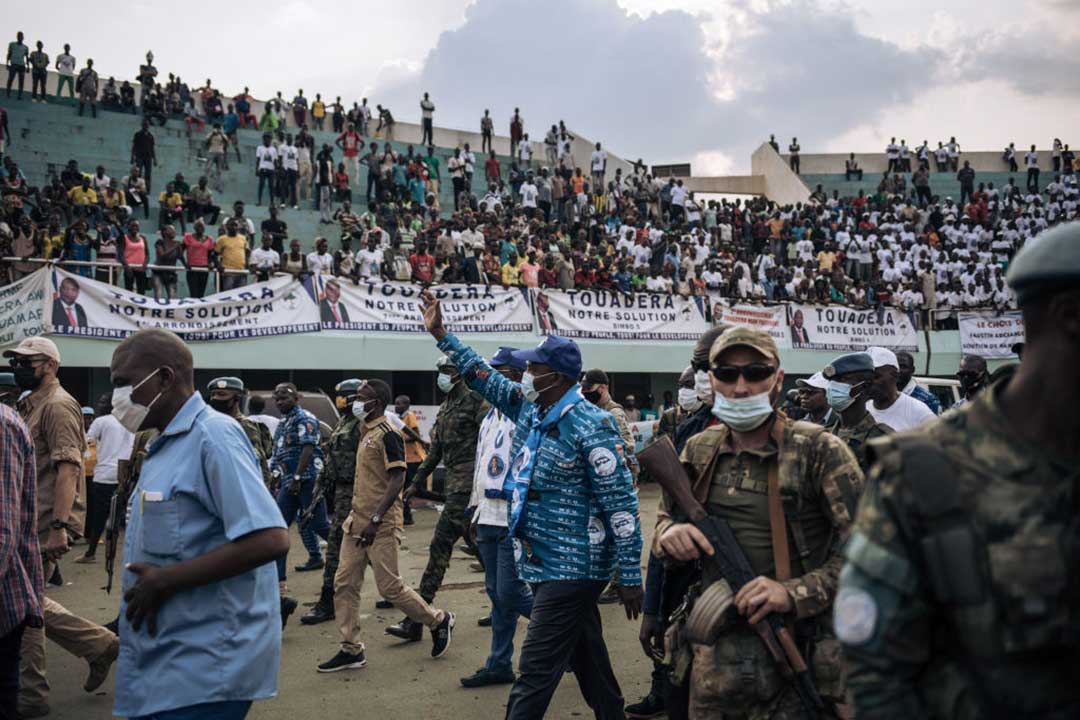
[438,332,642,586]
[270,404,328,579]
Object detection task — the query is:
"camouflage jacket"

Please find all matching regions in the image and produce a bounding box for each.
[829,411,893,473]
[414,381,489,495]
[238,416,274,488]
[318,415,361,490]
[599,395,638,475]
[839,379,1080,719]
[655,414,864,621]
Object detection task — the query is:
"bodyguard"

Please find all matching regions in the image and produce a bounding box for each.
[419,290,643,720]
[206,377,273,487]
[821,353,893,472]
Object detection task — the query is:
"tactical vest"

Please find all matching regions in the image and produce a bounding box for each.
[325,418,361,487]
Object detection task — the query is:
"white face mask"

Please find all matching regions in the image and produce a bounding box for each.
[351,400,367,419]
[436,373,454,394]
[520,371,557,403]
[112,368,162,433]
[677,387,702,413]
[694,370,713,402]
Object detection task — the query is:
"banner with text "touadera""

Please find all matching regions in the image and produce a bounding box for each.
[532,289,710,341]
[786,304,918,352]
[46,268,321,341]
[318,277,534,334]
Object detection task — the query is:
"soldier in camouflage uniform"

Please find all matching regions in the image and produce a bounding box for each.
[655,327,864,719]
[206,377,274,487]
[820,353,893,472]
[837,221,1080,718]
[385,355,488,642]
[581,368,638,478]
[301,379,365,625]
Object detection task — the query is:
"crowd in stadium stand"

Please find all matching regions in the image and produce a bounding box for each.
[2,36,1079,329]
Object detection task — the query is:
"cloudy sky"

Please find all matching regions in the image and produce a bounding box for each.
[10,0,1080,173]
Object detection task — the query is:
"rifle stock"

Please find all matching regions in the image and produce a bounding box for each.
[637,435,824,719]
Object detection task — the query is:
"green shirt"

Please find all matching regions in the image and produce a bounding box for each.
[423,155,440,180]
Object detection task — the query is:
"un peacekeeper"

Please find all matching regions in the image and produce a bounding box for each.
[838,220,1080,718]
[655,327,864,719]
[820,353,893,472]
[302,379,365,625]
[386,355,489,642]
[206,376,273,487]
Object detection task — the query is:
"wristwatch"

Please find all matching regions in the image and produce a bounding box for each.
[369,513,382,525]
[49,519,72,531]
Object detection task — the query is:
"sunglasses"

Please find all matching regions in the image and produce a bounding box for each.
[710,363,777,384]
[8,356,46,369]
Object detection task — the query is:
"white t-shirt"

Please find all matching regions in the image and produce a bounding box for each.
[867,393,936,432]
[256,145,278,171]
[307,251,334,274]
[1025,151,1039,169]
[57,53,76,76]
[356,248,381,277]
[670,185,688,207]
[519,182,538,208]
[250,248,280,270]
[518,143,533,163]
[591,150,607,172]
[280,145,298,171]
[87,414,134,485]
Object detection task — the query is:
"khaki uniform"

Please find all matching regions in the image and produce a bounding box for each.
[334,416,442,654]
[411,382,488,603]
[839,380,1080,719]
[829,411,893,473]
[17,379,115,713]
[655,416,864,719]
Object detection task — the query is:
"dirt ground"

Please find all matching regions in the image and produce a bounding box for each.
[40,485,663,719]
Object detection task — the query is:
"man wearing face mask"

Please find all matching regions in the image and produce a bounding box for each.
[822,353,894,472]
[954,354,989,408]
[655,327,864,719]
[894,351,940,415]
[581,369,638,481]
[106,328,289,720]
[302,379,365,625]
[318,379,455,672]
[387,356,488,642]
[5,337,119,719]
[865,347,936,432]
[269,383,329,627]
[419,291,643,720]
[656,366,700,442]
[207,377,273,488]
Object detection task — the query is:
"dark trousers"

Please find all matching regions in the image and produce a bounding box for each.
[135,157,153,194]
[186,269,209,298]
[0,622,26,720]
[505,580,625,720]
[366,171,378,203]
[845,169,863,181]
[187,203,220,225]
[789,155,800,173]
[418,492,469,603]
[916,185,932,207]
[452,177,464,210]
[82,480,115,555]
[257,169,275,205]
[125,268,148,294]
[960,184,973,207]
[5,66,25,98]
[1027,167,1040,193]
[31,69,47,99]
[422,118,433,145]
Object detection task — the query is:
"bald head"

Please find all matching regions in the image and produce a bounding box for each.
[112,328,194,390]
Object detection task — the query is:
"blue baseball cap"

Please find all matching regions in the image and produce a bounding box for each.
[489,346,526,371]
[512,336,582,379]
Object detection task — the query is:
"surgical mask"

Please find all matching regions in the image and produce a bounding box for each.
[694,370,713,401]
[13,366,41,391]
[112,368,162,433]
[677,387,702,413]
[436,373,454,394]
[521,371,557,403]
[351,400,367,419]
[826,380,862,412]
[711,390,775,432]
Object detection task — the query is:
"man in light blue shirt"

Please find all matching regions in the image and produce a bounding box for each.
[109,328,288,720]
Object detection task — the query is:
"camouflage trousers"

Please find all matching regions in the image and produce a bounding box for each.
[418,491,471,604]
[321,483,354,596]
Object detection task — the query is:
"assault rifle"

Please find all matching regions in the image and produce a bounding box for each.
[103,485,130,594]
[638,436,824,720]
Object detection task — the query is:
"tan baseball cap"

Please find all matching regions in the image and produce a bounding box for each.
[3,337,61,364]
[709,326,779,365]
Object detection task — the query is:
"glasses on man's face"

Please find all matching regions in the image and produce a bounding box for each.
[710,363,777,384]
[8,355,46,369]
[956,371,981,381]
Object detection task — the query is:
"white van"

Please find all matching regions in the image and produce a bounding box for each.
[916,376,961,411]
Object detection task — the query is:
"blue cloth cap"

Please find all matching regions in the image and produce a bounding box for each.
[822,352,874,379]
[489,346,526,371]
[512,336,582,379]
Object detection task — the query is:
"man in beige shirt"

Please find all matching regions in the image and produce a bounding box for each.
[6,337,118,718]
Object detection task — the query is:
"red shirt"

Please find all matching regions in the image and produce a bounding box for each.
[183,233,214,267]
[538,267,557,287]
[485,157,501,181]
[338,131,362,157]
[409,252,435,282]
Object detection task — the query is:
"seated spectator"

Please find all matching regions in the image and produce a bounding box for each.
[845,153,863,181]
[158,182,185,231]
[186,176,220,225]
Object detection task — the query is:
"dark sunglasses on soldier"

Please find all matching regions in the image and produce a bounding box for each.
[710,363,777,384]
[8,355,46,369]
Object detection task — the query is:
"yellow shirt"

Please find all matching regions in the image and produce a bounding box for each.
[312,100,326,118]
[84,438,97,477]
[67,186,98,205]
[402,410,427,464]
[159,191,182,209]
[215,234,248,270]
[501,261,521,286]
[817,250,837,272]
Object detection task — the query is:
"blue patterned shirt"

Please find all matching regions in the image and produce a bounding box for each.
[270,405,322,484]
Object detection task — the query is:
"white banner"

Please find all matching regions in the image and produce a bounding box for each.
[0,269,48,348]
[629,420,656,455]
[786,304,918,352]
[958,311,1024,358]
[534,289,710,341]
[318,278,534,334]
[46,268,321,341]
[709,299,792,350]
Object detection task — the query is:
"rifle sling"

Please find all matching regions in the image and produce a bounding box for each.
[767,419,791,583]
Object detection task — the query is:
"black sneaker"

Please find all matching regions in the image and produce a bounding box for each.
[300,600,335,625]
[294,557,325,572]
[625,692,666,719]
[477,615,492,627]
[375,599,394,610]
[384,617,423,642]
[431,611,455,658]
[281,597,299,629]
[317,650,367,673]
[460,666,515,687]
[458,544,478,557]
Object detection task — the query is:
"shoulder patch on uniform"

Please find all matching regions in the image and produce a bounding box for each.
[834,587,878,646]
[588,446,617,477]
[610,511,636,538]
[476,368,489,381]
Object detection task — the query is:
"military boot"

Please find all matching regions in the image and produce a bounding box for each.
[384,616,423,642]
[301,587,335,625]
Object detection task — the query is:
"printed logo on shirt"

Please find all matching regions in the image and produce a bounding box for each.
[494,429,506,448]
[476,368,490,381]
[587,516,606,545]
[512,447,531,478]
[588,447,617,477]
[487,455,507,479]
[610,511,636,538]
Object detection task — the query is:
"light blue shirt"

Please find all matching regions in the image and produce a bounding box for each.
[115,393,286,718]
